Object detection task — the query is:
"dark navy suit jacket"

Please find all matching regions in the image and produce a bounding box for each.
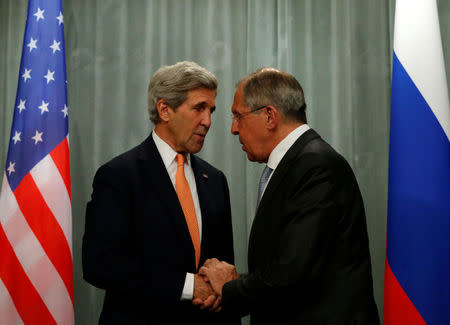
[222,129,380,325]
[82,134,240,325]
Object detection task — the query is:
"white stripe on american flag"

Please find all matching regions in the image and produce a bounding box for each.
[0,174,14,226]
[30,155,72,255]
[0,175,74,325]
[0,279,24,325]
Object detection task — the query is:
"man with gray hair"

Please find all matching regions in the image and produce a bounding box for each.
[198,67,380,324]
[82,61,240,325]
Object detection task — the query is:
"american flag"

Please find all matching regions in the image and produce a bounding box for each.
[0,0,74,324]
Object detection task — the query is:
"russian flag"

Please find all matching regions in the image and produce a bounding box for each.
[385,0,450,324]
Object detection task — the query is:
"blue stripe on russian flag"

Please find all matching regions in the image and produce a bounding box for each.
[387,52,450,324]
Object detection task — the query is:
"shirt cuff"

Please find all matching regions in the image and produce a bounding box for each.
[180,272,194,301]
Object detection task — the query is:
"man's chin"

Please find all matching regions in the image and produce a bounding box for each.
[187,142,204,154]
[245,152,257,162]
[245,151,266,163]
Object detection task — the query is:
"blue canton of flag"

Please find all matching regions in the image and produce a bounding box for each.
[6,0,68,190]
[0,0,74,324]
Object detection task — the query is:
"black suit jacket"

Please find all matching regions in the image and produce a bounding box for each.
[222,129,380,325]
[82,134,240,325]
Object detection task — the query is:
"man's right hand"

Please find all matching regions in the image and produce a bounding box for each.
[192,273,222,312]
[199,258,239,296]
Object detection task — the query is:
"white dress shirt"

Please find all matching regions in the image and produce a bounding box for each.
[261,124,311,197]
[152,131,202,300]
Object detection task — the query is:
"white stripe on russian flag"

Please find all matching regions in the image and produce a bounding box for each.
[394,0,450,139]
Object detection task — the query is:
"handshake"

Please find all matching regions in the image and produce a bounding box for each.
[192,258,240,312]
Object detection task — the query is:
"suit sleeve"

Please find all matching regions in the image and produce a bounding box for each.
[213,172,242,324]
[222,153,339,315]
[82,164,186,306]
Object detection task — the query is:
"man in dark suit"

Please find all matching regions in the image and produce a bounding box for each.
[199,68,380,324]
[82,61,240,325]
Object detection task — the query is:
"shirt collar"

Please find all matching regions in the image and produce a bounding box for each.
[152,130,191,168]
[267,124,310,171]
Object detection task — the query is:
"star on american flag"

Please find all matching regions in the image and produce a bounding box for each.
[56,11,64,25]
[27,37,38,52]
[12,131,22,144]
[38,100,50,114]
[50,40,61,53]
[31,130,43,144]
[7,162,16,175]
[34,7,45,21]
[17,99,26,112]
[44,69,55,84]
[61,104,69,117]
[22,68,31,82]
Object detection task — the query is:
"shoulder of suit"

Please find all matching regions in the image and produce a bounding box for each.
[292,135,351,172]
[100,136,149,171]
[90,138,153,191]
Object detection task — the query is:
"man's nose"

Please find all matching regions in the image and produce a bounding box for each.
[201,110,211,128]
[231,120,239,135]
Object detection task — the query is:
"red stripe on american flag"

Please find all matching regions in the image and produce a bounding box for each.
[14,174,74,304]
[0,224,56,325]
[50,138,71,199]
[384,257,426,325]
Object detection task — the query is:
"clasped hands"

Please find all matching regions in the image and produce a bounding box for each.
[192,258,239,312]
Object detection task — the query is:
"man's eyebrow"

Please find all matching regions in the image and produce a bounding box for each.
[194,101,216,113]
[194,101,208,107]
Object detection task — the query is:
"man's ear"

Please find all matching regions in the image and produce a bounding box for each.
[156,99,171,122]
[265,106,278,130]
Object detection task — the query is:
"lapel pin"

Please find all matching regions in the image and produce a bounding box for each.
[202,173,208,179]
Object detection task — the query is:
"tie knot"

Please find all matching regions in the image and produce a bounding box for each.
[176,153,185,167]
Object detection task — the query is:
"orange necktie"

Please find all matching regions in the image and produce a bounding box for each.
[175,153,201,269]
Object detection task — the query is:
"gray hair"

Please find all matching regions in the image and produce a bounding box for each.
[238,67,307,123]
[147,61,218,124]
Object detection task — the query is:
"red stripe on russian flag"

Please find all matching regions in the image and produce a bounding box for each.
[384,258,426,325]
[0,225,56,325]
[14,174,74,303]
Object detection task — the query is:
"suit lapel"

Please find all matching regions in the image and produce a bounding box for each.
[191,155,212,264]
[257,129,321,213]
[248,129,321,261]
[137,134,193,253]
